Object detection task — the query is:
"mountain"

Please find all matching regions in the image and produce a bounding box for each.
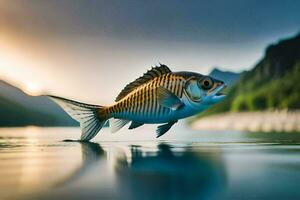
[199,32,300,117]
[209,68,243,86]
[0,80,77,127]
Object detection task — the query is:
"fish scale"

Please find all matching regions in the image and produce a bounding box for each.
[109,73,185,122]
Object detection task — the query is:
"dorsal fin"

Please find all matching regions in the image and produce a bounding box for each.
[115,64,172,102]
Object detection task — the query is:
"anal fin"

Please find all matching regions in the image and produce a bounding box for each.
[128,121,144,130]
[110,118,130,133]
[156,120,178,138]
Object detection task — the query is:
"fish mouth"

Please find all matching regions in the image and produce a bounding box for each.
[201,83,227,105]
[205,84,227,104]
[216,91,225,97]
[210,84,227,97]
[207,83,227,103]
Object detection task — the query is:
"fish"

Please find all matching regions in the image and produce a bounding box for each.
[48,64,226,141]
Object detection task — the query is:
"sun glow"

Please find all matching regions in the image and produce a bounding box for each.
[22,81,42,96]
[0,34,45,96]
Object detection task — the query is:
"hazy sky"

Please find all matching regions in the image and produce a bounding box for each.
[0,0,299,104]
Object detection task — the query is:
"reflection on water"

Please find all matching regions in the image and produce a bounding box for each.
[47,142,226,200]
[114,144,226,200]
[1,127,300,200]
[54,142,105,187]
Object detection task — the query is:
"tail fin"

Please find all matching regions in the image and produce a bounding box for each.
[48,95,108,141]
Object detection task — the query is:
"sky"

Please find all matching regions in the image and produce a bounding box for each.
[0,0,299,104]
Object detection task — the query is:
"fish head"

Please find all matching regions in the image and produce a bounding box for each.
[184,74,227,108]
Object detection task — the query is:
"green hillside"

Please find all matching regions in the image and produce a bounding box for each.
[199,33,300,117]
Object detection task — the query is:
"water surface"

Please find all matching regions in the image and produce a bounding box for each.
[1,126,300,200]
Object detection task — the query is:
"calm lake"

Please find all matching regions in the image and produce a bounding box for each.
[1,124,300,200]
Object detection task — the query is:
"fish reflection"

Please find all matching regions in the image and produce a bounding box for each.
[55,142,105,186]
[114,144,227,200]
[56,142,227,200]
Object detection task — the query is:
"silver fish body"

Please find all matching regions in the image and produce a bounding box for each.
[49,64,226,141]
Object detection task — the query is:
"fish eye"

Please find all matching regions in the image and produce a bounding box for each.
[200,77,213,90]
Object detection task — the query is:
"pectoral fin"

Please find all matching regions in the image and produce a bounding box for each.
[128,121,144,130]
[157,87,184,110]
[156,120,178,138]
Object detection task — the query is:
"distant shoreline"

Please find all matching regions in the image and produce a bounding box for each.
[191,110,300,132]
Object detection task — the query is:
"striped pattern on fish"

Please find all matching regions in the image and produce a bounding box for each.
[48,64,226,141]
[108,73,185,123]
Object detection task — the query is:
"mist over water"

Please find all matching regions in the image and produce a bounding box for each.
[1,127,300,200]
